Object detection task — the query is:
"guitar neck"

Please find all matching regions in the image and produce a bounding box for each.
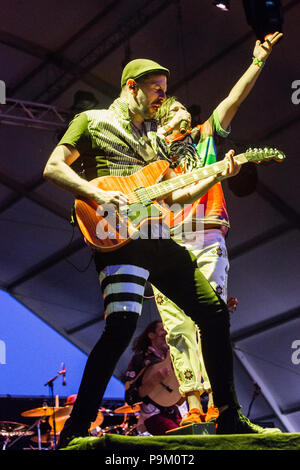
[146,153,248,200]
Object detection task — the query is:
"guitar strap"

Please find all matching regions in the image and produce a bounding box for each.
[125,365,148,407]
[129,365,147,385]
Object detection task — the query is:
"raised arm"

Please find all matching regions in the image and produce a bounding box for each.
[216,32,283,130]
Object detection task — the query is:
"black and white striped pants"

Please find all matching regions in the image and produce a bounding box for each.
[69,237,238,428]
[100,264,150,319]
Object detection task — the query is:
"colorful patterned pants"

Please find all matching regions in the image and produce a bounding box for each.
[153,229,229,396]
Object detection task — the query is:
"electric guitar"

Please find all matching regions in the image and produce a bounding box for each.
[74,147,285,251]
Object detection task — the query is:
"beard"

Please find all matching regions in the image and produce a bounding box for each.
[135,92,158,120]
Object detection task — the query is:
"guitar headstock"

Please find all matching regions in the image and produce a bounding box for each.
[245,147,286,164]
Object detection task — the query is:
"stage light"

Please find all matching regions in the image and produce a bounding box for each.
[213,1,230,11]
[243,0,283,41]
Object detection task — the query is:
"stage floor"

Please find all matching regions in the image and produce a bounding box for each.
[61,433,300,451]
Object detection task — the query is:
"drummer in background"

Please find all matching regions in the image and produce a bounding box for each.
[124,320,182,435]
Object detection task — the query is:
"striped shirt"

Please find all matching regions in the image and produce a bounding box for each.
[58,97,170,180]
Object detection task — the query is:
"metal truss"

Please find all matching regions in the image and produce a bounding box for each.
[0,98,68,131]
[29,0,176,104]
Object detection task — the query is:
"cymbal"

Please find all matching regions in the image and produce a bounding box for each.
[21,406,61,417]
[48,405,73,433]
[0,421,26,433]
[32,409,104,443]
[0,421,34,437]
[48,406,104,433]
[114,403,141,414]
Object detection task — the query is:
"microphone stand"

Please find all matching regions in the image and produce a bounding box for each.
[247,382,261,418]
[44,371,64,449]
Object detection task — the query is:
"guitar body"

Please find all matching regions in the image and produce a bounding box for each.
[142,353,181,408]
[74,148,285,252]
[75,160,171,252]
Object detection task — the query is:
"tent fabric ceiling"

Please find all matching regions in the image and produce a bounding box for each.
[1,0,300,432]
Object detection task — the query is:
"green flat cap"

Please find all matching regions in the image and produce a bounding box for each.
[121,58,169,87]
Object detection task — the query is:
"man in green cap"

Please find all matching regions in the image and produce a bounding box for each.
[43,57,257,448]
[120,58,170,87]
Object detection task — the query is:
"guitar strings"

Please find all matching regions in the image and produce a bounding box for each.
[121,152,265,205]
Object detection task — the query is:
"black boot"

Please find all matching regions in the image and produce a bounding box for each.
[56,417,89,449]
[216,407,282,435]
[56,312,139,449]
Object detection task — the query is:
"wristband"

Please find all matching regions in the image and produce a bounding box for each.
[252,57,265,68]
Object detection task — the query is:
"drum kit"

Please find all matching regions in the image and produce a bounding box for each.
[0,397,143,450]
[99,403,142,438]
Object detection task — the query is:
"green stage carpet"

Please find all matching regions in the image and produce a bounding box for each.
[61,433,300,451]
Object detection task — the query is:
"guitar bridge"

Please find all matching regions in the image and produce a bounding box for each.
[160,382,173,393]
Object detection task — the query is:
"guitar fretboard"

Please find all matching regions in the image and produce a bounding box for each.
[146,153,248,200]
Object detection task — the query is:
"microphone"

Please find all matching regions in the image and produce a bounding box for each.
[253,381,260,395]
[180,120,189,135]
[59,362,66,386]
